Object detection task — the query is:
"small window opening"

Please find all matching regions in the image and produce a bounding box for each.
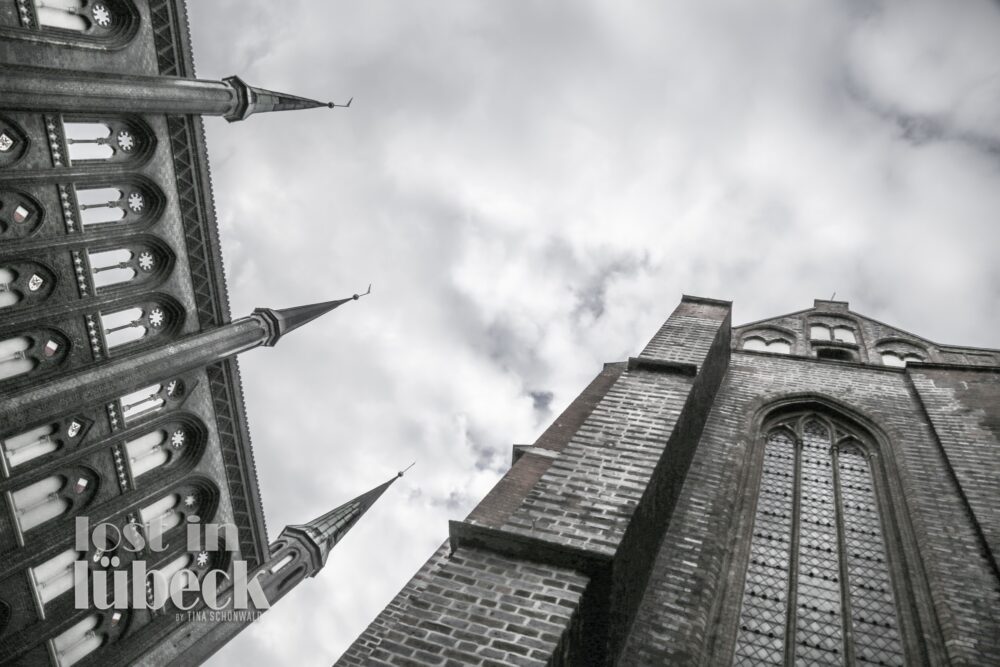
[3,423,58,468]
[816,348,854,362]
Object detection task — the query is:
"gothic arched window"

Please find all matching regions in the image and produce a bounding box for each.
[2,423,58,469]
[87,242,168,291]
[11,475,70,532]
[12,1,141,50]
[98,298,179,351]
[732,411,904,666]
[742,332,792,355]
[62,117,152,166]
[30,548,83,606]
[50,613,102,667]
[0,331,70,382]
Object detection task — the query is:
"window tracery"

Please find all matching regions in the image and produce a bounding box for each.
[119,378,187,424]
[1,416,91,471]
[87,244,165,290]
[810,324,857,344]
[71,178,163,230]
[61,117,152,166]
[30,548,82,605]
[742,333,792,354]
[2,423,58,469]
[97,298,178,351]
[0,331,68,382]
[11,475,69,532]
[10,466,97,534]
[733,412,904,666]
[50,614,102,667]
[10,0,140,49]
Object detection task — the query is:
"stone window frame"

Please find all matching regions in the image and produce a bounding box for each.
[806,315,863,361]
[708,398,944,666]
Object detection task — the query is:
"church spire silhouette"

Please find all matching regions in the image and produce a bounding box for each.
[0,64,350,122]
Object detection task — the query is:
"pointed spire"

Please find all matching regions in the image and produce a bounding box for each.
[288,466,409,568]
[252,285,370,347]
[222,76,351,122]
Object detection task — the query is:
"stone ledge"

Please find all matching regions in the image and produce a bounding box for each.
[449,520,611,578]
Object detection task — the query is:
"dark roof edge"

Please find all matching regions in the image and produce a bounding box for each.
[681,294,732,307]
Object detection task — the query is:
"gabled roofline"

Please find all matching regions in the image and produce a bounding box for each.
[735,303,1000,353]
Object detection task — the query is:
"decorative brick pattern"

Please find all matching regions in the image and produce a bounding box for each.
[166,115,222,329]
[149,0,181,76]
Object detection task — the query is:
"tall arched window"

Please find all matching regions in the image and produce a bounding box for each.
[11,475,70,532]
[30,548,83,605]
[87,243,167,290]
[74,180,163,229]
[0,336,36,380]
[62,117,152,165]
[139,494,182,543]
[50,614,102,667]
[2,423,58,468]
[732,411,904,666]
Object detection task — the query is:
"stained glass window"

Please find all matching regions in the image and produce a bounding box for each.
[733,413,904,666]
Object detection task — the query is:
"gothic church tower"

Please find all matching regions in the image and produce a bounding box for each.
[341,296,1000,666]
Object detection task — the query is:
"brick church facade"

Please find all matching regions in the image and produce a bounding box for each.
[1,2,394,665]
[340,296,1000,666]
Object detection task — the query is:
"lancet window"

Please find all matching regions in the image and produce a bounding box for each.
[30,548,82,606]
[62,117,150,165]
[810,325,856,344]
[11,476,70,532]
[742,332,792,354]
[2,423,58,469]
[50,614,102,667]
[732,411,903,666]
[0,336,36,380]
[99,303,170,349]
[119,378,186,424]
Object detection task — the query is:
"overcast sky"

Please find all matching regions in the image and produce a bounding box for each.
[186,1,1000,664]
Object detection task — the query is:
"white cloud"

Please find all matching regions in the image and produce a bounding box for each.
[187,1,1000,664]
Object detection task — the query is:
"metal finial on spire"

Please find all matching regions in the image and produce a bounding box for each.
[253,287,370,347]
[353,284,372,301]
[223,76,350,122]
[398,462,416,478]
